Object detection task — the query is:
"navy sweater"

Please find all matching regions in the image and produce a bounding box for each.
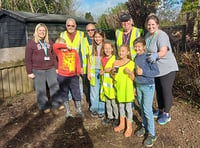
[134,53,159,85]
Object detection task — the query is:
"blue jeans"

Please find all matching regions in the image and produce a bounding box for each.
[33,68,62,111]
[136,84,155,136]
[90,69,105,114]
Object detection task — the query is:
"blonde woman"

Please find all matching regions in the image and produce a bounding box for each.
[25,23,62,113]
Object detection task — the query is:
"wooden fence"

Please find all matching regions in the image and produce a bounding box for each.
[0,62,34,99]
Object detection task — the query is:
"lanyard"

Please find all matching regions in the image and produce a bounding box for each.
[39,40,47,56]
[123,31,131,45]
[146,29,158,50]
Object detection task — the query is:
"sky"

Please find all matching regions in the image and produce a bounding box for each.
[76,0,128,21]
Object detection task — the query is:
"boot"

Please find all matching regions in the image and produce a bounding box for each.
[124,119,132,137]
[114,116,125,132]
[75,101,84,117]
[64,101,72,118]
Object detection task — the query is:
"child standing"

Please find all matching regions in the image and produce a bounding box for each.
[100,41,119,127]
[53,38,83,118]
[87,30,105,118]
[134,37,159,147]
[113,44,135,137]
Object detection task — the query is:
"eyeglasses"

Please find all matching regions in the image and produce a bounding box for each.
[67,25,75,27]
[87,29,95,32]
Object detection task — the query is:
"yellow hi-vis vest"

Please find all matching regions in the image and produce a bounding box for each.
[60,30,84,52]
[100,55,116,102]
[81,37,90,74]
[115,26,144,60]
[114,60,135,103]
[88,52,96,86]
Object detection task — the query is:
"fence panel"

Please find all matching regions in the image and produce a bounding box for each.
[0,64,34,99]
[15,66,23,94]
[2,69,10,98]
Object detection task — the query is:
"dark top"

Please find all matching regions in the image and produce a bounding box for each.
[25,39,58,74]
[134,53,159,85]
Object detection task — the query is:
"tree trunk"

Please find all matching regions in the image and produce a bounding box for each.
[42,0,49,14]
[28,0,34,13]
[0,0,1,10]
[193,0,200,40]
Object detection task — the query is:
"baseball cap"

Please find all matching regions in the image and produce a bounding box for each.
[120,13,131,22]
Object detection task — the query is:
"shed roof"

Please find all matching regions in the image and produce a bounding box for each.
[0,9,95,24]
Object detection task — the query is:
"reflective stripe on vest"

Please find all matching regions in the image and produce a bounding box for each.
[89,54,95,86]
[81,38,88,74]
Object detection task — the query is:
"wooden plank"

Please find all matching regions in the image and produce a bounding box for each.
[15,67,23,95]
[28,74,34,92]
[0,70,3,99]
[8,68,16,97]
[21,66,29,93]
[2,69,10,98]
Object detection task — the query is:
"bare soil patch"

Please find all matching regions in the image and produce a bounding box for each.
[0,92,200,148]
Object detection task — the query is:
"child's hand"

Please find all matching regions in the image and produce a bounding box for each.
[136,65,143,75]
[61,49,67,52]
[134,88,137,96]
[67,45,72,50]
[104,68,112,73]
[81,68,84,75]
[100,70,104,75]
[56,69,58,74]
[87,73,91,81]
[124,67,131,74]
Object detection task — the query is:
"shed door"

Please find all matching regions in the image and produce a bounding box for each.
[0,22,9,48]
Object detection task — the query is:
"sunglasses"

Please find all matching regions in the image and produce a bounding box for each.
[87,29,95,32]
[67,25,75,27]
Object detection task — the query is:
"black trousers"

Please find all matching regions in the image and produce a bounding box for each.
[83,74,91,106]
[155,71,176,113]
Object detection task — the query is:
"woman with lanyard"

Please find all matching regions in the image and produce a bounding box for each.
[25,23,62,113]
[145,13,178,125]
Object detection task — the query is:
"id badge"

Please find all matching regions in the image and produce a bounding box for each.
[44,56,50,60]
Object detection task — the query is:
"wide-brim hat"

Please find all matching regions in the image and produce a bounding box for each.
[120,13,131,22]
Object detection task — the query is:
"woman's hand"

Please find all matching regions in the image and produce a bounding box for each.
[28,73,35,79]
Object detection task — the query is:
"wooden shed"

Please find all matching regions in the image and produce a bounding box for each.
[0,9,94,48]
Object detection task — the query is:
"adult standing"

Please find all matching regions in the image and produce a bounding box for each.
[60,18,84,100]
[145,13,179,125]
[115,13,144,60]
[25,23,61,113]
[81,23,96,107]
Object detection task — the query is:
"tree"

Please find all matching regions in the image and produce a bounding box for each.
[0,0,77,15]
[96,3,127,30]
[85,12,94,21]
[180,0,200,39]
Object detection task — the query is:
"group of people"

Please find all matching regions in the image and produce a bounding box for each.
[25,12,178,147]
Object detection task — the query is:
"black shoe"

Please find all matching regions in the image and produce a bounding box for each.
[102,118,113,126]
[91,111,98,118]
[112,119,119,127]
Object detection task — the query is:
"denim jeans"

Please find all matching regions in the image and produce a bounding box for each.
[136,84,155,136]
[90,69,105,114]
[33,68,61,111]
